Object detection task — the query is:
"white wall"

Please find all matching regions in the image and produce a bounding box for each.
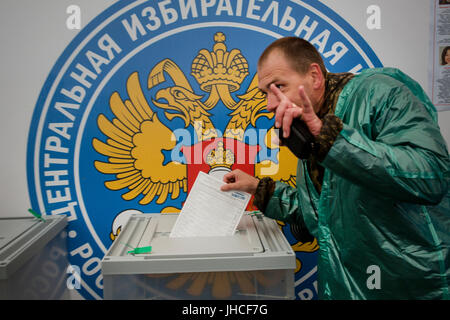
[0,0,448,218]
[326,0,450,143]
[0,0,113,217]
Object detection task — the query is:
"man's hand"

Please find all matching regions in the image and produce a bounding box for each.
[270,84,323,137]
[220,169,259,195]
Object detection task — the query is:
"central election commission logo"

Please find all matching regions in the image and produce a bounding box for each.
[27,0,381,299]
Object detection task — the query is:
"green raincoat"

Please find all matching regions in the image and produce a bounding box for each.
[264,68,450,299]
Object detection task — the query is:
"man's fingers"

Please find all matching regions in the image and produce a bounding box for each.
[274,100,289,128]
[282,108,294,138]
[220,169,259,194]
[281,103,305,137]
[222,171,236,184]
[270,84,289,128]
[298,85,313,111]
[221,169,242,191]
[220,183,235,191]
[270,83,285,100]
[271,86,296,129]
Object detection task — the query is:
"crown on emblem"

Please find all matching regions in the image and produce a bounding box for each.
[191,32,249,93]
[206,141,235,170]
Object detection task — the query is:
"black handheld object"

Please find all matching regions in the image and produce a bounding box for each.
[277,117,315,159]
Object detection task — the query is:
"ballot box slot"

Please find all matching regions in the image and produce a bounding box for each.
[109,215,152,256]
[108,218,136,256]
[251,214,291,254]
[137,216,158,248]
[0,218,52,263]
[0,218,38,252]
[0,218,40,257]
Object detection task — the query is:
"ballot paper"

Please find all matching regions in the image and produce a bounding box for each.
[170,171,251,238]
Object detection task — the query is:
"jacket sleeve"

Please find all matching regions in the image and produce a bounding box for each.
[322,80,450,205]
[263,181,305,224]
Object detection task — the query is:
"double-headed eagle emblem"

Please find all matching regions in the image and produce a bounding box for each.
[92,32,298,206]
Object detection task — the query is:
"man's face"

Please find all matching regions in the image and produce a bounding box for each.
[257,49,315,113]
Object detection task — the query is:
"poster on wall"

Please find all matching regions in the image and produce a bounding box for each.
[430,0,450,110]
[26,0,382,300]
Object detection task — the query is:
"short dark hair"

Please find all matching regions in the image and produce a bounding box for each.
[258,37,327,76]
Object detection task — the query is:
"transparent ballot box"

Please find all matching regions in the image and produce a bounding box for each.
[101,212,296,300]
[0,215,68,299]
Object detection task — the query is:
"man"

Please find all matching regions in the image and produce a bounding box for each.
[221,37,450,299]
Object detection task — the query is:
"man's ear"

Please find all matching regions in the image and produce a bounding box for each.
[309,63,325,90]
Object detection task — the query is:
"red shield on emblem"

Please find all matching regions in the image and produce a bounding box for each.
[181,137,260,209]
